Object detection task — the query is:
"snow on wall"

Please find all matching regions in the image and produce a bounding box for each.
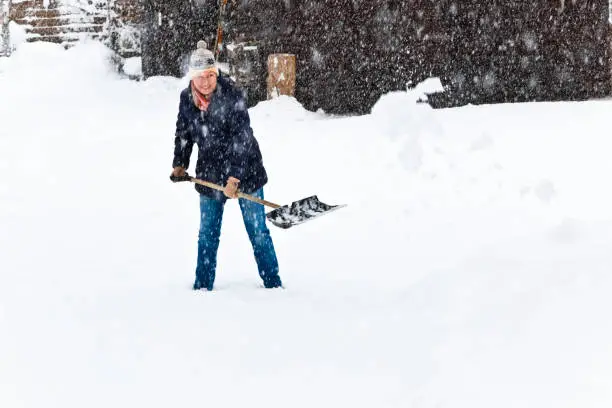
[0,0,10,56]
[106,0,142,58]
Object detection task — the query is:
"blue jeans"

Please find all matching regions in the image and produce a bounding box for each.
[194,188,282,290]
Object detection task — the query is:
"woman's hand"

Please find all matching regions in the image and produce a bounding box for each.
[223,177,240,199]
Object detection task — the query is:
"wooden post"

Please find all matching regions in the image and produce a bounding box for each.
[0,0,10,57]
[267,53,296,99]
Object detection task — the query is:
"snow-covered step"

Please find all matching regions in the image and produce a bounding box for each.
[10,0,108,47]
[14,14,107,26]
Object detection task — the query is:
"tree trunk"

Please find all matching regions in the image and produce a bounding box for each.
[0,0,10,57]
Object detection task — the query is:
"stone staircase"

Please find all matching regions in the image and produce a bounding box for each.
[10,0,108,48]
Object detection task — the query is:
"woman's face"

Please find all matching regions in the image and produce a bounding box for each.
[193,71,218,96]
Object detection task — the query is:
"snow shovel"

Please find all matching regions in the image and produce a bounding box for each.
[170,174,345,229]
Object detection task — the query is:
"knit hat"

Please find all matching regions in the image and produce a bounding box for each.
[189,41,218,78]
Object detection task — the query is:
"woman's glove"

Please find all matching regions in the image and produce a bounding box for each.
[223,177,241,199]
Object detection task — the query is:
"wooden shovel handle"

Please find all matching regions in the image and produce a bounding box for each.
[188,177,282,209]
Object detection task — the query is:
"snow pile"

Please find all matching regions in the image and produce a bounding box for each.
[250,94,325,122]
[8,21,27,48]
[1,42,611,408]
[370,81,445,172]
[122,56,142,77]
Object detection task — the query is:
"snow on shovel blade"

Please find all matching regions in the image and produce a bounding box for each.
[266,195,346,229]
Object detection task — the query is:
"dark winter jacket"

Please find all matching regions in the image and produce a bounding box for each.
[172,74,268,200]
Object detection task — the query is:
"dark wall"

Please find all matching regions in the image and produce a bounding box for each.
[432,0,611,107]
[224,0,444,114]
[141,0,611,112]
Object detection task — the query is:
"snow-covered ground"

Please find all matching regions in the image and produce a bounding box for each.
[1,42,611,408]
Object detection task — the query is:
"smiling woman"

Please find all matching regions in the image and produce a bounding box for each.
[169,40,282,291]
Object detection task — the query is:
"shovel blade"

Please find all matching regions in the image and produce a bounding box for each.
[266,195,346,229]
